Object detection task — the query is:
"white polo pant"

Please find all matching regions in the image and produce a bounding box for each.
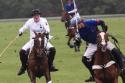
[22,39,54,51]
[70,13,80,23]
[83,41,115,59]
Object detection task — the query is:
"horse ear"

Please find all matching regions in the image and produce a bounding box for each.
[96,30,100,34]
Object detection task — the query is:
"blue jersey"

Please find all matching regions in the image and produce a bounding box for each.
[64,3,74,12]
[78,19,103,44]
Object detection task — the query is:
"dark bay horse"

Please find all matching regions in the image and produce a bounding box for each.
[27,32,52,83]
[93,31,125,83]
[61,11,81,52]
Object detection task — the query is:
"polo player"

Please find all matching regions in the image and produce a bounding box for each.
[64,0,80,20]
[70,18,125,82]
[17,9,58,76]
[64,0,80,35]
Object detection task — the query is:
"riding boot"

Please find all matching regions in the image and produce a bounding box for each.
[48,47,58,71]
[82,56,95,82]
[65,21,69,36]
[111,48,125,74]
[17,49,28,75]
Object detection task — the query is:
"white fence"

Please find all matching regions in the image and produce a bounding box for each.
[0,14,125,22]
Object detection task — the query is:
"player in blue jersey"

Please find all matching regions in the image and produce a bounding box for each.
[70,18,125,82]
[64,0,80,27]
[64,0,79,16]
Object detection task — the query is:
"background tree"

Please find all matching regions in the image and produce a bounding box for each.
[0,0,125,19]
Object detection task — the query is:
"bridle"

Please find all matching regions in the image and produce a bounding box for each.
[97,31,109,52]
[33,32,47,58]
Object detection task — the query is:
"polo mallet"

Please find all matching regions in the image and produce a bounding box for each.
[0,35,19,62]
[60,0,65,11]
[73,0,79,33]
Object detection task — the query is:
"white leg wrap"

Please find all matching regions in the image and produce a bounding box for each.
[48,81,52,83]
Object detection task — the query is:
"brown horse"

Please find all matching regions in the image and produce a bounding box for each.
[27,32,52,83]
[61,11,81,52]
[93,31,125,83]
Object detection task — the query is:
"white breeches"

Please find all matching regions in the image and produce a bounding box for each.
[74,12,80,18]
[70,13,80,22]
[69,13,80,29]
[83,41,115,59]
[22,39,54,51]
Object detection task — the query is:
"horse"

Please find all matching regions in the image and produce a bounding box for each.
[27,32,52,83]
[61,11,81,52]
[92,31,125,83]
[61,11,71,30]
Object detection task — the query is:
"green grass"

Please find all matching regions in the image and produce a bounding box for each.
[0,17,125,83]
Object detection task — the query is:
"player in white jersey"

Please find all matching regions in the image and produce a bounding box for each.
[17,9,58,75]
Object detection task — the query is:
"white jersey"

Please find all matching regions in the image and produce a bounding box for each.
[19,17,50,40]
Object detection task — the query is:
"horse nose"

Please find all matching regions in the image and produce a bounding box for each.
[101,41,106,46]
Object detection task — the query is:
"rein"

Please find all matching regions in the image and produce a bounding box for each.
[29,34,48,58]
[108,34,121,52]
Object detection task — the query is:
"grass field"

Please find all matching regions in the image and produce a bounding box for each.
[0,17,125,83]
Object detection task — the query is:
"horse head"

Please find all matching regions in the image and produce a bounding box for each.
[33,32,47,57]
[94,31,121,83]
[97,31,109,52]
[61,11,71,22]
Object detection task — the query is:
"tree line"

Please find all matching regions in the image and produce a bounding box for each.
[0,0,125,19]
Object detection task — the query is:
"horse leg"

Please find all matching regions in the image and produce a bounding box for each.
[94,78,103,83]
[73,37,77,52]
[27,70,36,83]
[114,78,118,83]
[44,69,52,83]
[120,73,125,83]
[74,40,80,52]
[65,23,69,36]
[67,37,72,47]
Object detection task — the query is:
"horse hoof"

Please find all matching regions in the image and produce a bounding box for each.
[50,66,58,72]
[85,76,95,82]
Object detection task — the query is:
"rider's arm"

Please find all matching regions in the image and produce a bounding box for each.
[86,19,108,32]
[44,18,50,33]
[96,19,108,32]
[42,18,50,39]
[19,20,30,36]
[68,9,77,14]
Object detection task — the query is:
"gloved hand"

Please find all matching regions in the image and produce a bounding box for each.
[19,32,23,36]
[19,29,23,36]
